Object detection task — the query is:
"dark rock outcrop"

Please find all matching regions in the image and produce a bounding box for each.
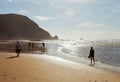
[53,35,58,40]
[0,14,52,40]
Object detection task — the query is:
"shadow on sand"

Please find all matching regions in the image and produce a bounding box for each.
[89,63,95,67]
[6,56,18,59]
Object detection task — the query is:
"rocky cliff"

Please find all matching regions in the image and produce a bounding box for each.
[0,14,52,40]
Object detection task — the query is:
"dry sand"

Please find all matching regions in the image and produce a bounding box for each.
[0,52,120,82]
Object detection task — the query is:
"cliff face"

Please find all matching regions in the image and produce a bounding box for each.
[0,14,52,40]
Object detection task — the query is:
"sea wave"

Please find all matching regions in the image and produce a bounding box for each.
[46,39,120,73]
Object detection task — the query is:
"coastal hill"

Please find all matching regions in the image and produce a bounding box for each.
[0,14,53,40]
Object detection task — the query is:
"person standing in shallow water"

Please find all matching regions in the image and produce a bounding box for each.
[15,41,21,57]
[89,47,95,65]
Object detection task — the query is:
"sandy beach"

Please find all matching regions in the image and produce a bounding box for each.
[0,52,119,82]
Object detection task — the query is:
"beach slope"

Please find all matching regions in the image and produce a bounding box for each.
[0,52,120,82]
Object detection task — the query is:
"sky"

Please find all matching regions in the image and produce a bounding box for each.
[0,0,120,40]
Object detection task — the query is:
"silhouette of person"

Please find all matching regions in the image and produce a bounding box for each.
[89,47,95,65]
[32,43,34,51]
[28,42,31,51]
[15,41,21,57]
[42,42,45,53]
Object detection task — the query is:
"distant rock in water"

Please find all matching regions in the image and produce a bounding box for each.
[0,14,52,40]
[53,35,59,40]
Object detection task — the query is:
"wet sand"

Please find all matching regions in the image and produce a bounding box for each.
[0,52,120,82]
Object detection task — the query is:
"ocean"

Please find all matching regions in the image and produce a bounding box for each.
[45,39,120,73]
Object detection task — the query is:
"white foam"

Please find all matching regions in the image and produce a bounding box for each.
[45,40,120,73]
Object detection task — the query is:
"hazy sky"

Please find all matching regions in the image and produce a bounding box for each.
[1,0,120,40]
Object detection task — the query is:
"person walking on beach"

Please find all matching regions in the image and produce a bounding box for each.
[15,41,21,57]
[88,47,95,65]
[32,43,34,51]
[28,42,31,51]
[42,42,45,53]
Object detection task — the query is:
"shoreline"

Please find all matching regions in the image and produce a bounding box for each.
[45,41,120,74]
[0,40,120,74]
[0,52,120,82]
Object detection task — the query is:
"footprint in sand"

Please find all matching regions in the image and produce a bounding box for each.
[3,72,7,77]
[4,74,7,77]
[12,77,16,80]
[3,72,16,80]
